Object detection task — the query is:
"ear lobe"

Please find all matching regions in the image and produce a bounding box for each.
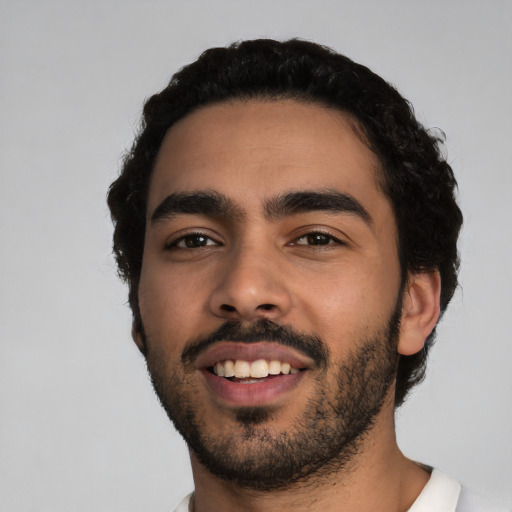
[398,271,441,356]
[132,321,147,355]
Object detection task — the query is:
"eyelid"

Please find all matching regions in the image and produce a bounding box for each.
[294,234,343,247]
[289,227,348,246]
[164,229,223,249]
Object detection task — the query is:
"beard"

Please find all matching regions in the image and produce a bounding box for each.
[142,305,401,491]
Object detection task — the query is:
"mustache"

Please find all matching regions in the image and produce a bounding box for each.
[181,319,329,369]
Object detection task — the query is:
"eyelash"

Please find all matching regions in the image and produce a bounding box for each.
[166,231,221,250]
[166,229,344,250]
[291,230,344,247]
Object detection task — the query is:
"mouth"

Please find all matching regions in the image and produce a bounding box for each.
[195,342,312,406]
[209,358,303,383]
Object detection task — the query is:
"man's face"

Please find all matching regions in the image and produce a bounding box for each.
[137,99,404,488]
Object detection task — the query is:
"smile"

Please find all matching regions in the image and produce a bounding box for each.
[194,341,313,406]
[211,359,301,380]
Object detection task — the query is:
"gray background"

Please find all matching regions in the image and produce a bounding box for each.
[1,1,511,510]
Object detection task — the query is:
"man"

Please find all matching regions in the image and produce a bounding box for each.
[107,39,495,511]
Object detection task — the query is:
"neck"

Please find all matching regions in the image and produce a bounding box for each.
[188,406,429,512]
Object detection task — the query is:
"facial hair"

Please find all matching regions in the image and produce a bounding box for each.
[143,308,400,491]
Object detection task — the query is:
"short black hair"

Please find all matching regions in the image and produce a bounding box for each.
[107,38,463,406]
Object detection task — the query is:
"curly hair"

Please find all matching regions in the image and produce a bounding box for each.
[107,38,463,406]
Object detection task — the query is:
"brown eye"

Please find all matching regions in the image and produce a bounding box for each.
[172,234,218,249]
[295,233,338,246]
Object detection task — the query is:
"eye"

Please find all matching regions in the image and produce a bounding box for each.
[293,232,342,246]
[294,232,341,245]
[168,233,220,249]
[299,233,332,246]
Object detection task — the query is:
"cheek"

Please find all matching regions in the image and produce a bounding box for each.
[296,264,399,357]
[138,258,208,346]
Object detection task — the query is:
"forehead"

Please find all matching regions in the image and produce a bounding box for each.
[148,99,386,216]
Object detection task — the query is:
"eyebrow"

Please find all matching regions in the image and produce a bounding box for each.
[264,190,372,224]
[150,191,245,223]
[150,189,372,225]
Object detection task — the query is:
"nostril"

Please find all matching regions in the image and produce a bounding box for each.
[215,302,280,318]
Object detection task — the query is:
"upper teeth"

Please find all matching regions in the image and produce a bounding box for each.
[213,359,299,378]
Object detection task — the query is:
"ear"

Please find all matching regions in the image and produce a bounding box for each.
[398,270,441,356]
[131,320,147,355]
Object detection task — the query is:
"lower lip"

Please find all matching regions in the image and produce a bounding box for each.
[201,370,306,406]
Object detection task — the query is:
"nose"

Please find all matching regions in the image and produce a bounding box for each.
[208,245,292,322]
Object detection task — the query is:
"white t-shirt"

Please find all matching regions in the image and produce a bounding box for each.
[173,469,509,512]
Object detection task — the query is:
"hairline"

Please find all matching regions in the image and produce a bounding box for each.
[144,93,406,272]
[147,94,389,221]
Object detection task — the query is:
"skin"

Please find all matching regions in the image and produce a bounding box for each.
[136,99,441,512]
